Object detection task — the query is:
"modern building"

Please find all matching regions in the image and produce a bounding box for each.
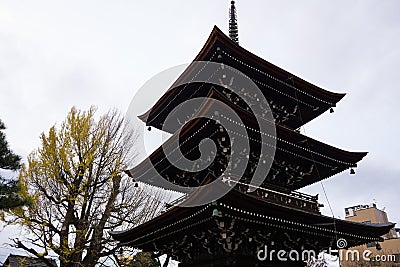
[345,204,397,239]
[341,204,400,266]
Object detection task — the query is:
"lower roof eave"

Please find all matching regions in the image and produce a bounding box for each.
[110,187,394,247]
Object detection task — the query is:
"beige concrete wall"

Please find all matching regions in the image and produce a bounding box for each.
[346,207,384,224]
[340,238,400,266]
[346,207,397,239]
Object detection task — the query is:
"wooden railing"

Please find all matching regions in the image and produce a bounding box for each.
[163,181,321,214]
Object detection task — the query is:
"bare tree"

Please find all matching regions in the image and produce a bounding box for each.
[7,107,165,267]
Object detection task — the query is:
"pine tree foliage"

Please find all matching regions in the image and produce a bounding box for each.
[0,118,26,210]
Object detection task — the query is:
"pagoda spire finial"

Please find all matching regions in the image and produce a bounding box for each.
[229,0,239,44]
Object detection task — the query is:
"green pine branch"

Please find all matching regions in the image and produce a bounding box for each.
[0,118,27,210]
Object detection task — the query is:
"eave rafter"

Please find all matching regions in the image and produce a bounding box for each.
[128,88,366,192]
[141,26,345,131]
[111,188,394,263]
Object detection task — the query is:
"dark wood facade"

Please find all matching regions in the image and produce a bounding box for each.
[111,185,394,266]
[130,88,366,193]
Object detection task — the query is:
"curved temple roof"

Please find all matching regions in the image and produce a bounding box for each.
[111,184,394,250]
[140,26,346,130]
[127,88,366,191]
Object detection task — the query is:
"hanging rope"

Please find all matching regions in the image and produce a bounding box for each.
[288,76,339,243]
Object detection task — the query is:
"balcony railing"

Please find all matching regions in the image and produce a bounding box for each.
[163,179,321,214]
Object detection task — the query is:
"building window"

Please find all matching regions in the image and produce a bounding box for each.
[394,253,400,263]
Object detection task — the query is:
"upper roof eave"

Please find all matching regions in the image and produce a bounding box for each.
[193,25,346,103]
[138,25,346,128]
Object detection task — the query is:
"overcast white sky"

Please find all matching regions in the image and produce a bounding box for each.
[1,0,399,264]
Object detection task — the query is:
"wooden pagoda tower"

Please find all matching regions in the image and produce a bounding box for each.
[111,4,394,266]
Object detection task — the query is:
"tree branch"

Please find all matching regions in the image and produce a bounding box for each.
[14,239,56,267]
